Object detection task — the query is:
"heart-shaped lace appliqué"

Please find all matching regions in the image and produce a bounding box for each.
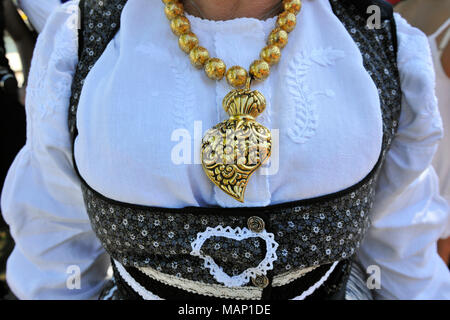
[190,225,279,287]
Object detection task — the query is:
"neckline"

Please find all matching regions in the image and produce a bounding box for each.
[185,12,278,33]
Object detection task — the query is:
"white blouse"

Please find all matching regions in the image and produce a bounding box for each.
[1,0,449,299]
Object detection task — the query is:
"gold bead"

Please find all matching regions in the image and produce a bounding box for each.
[189,46,210,68]
[164,1,184,20]
[249,59,270,81]
[204,58,226,80]
[267,28,288,48]
[283,0,302,15]
[260,45,281,66]
[178,32,199,53]
[226,66,248,88]
[170,16,190,36]
[276,11,296,32]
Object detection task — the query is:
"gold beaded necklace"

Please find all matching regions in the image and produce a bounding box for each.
[163,0,302,202]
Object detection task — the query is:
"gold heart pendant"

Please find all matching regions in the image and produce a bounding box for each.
[201,87,272,202]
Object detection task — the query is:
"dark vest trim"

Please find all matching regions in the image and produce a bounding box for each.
[112,259,351,300]
[339,0,398,58]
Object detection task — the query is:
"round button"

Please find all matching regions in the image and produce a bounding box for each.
[252,275,269,289]
[247,216,265,233]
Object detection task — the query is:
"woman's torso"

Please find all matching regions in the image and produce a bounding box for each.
[65,0,401,299]
[73,0,384,209]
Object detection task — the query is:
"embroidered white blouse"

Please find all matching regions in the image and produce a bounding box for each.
[1,0,449,299]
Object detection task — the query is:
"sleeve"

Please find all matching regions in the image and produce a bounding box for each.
[356,13,450,300]
[18,0,61,33]
[0,1,110,300]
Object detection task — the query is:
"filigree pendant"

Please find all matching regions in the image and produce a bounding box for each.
[201,84,272,202]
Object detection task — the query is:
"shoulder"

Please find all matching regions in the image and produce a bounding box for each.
[394,12,434,86]
[34,0,79,57]
[394,12,431,58]
[393,13,442,138]
[25,0,79,138]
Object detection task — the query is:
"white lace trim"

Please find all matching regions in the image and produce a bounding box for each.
[394,13,438,118]
[26,1,79,121]
[286,47,344,144]
[136,262,318,298]
[138,266,262,300]
[291,261,339,300]
[118,260,337,300]
[113,260,163,300]
[190,225,279,287]
[186,12,277,33]
[272,265,319,287]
